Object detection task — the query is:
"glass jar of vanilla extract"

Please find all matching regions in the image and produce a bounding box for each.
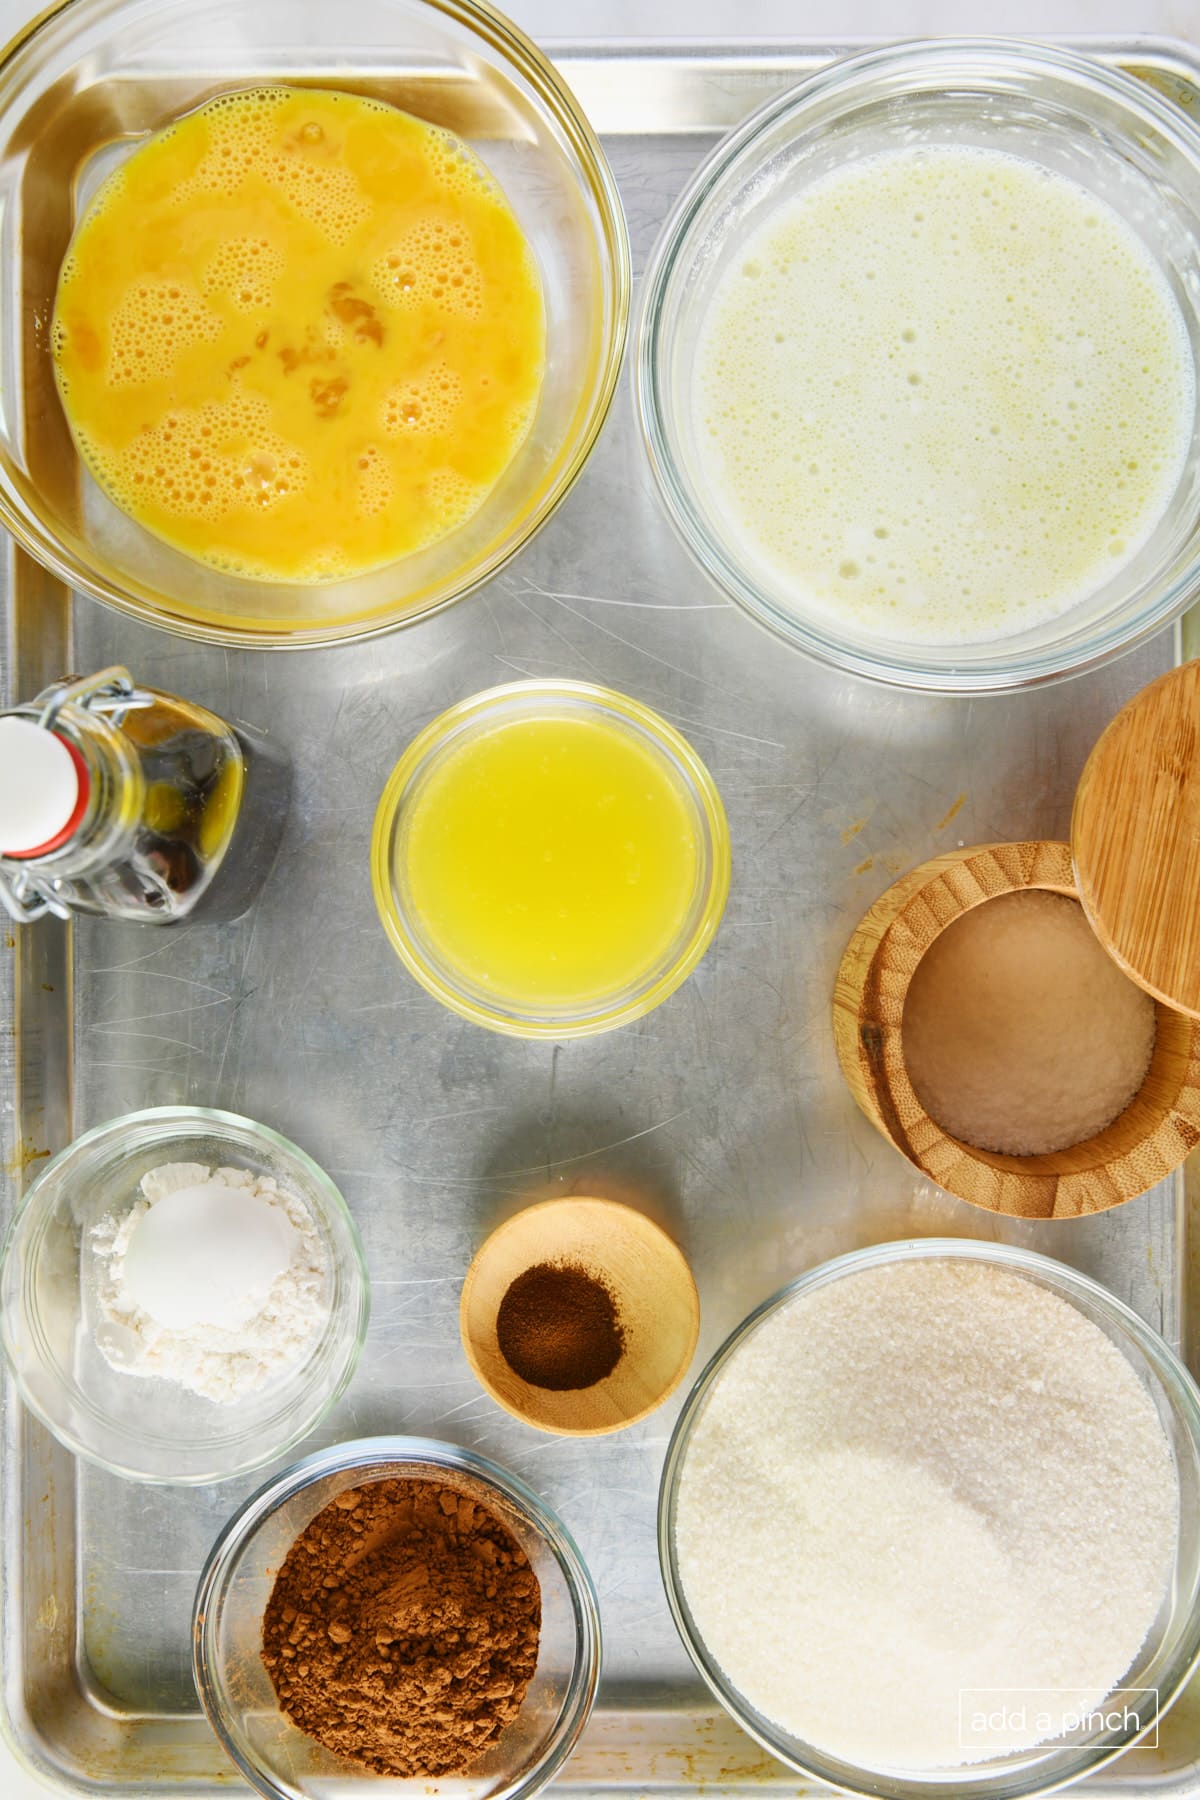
[0,667,288,925]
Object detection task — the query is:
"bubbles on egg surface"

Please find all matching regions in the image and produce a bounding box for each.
[425,125,503,204]
[159,89,373,244]
[411,466,484,547]
[95,391,309,528]
[104,277,222,385]
[202,235,285,312]
[382,363,464,438]
[691,143,1193,646]
[371,219,484,318]
[353,441,393,518]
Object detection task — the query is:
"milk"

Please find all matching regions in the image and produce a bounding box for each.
[694,145,1195,645]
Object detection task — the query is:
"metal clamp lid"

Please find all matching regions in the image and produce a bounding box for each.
[33,667,154,732]
[0,667,155,924]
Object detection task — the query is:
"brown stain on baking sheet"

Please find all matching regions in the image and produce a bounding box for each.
[840,816,869,845]
[5,1139,50,1174]
[936,792,967,830]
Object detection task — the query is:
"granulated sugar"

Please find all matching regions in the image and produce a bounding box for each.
[673,1258,1178,1771]
[902,890,1155,1155]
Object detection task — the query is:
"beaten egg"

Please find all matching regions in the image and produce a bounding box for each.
[52,86,546,582]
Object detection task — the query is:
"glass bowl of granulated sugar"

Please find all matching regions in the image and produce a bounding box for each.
[660,1238,1200,1800]
[0,1105,369,1482]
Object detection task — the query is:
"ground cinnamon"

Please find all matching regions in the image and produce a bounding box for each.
[261,1476,540,1777]
[496,1261,625,1390]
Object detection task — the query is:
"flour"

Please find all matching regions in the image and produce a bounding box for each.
[674,1259,1179,1771]
[92,1162,330,1404]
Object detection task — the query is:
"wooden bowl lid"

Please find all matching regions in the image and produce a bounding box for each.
[1073,659,1200,1019]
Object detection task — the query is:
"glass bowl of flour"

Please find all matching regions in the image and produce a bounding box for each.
[638,39,1200,692]
[659,1239,1200,1800]
[0,1105,369,1482]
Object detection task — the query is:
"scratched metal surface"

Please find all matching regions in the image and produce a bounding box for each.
[3,37,1200,1799]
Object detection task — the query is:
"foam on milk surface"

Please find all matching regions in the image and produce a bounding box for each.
[694,146,1195,645]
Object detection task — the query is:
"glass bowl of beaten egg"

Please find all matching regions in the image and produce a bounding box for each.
[0,0,628,645]
[193,1436,601,1800]
[638,39,1200,692]
[659,1239,1200,1800]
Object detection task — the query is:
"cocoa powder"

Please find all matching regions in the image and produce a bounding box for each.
[261,1476,541,1777]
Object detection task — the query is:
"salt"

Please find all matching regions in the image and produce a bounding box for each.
[902,889,1155,1155]
[673,1259,1178,1771]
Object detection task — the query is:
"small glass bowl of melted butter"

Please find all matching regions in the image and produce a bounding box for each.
[0,0,629,645]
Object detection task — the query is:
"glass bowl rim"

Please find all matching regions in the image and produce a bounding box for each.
[635,35,1200,695]
[192,1433,604,1800]
[657,1235,1200,1800]
[0,1104,371,1482]
[369,677,732,1039]
[0,0,631,650]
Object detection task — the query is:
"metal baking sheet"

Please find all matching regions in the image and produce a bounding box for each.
[4,34,1200,1797]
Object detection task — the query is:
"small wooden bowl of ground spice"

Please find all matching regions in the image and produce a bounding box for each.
[460,1197,700,1435]
[193,1437,601,1796]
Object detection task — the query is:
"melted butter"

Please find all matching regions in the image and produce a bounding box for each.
[402,716,701,1009]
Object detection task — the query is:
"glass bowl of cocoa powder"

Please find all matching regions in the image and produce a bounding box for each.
[193,1435,601,1799]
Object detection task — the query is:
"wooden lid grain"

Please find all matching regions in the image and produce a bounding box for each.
[1072,659,1200,1019]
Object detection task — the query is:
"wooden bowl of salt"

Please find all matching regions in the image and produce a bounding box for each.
[834,662,1200,1220]
[460,1197,699,1436]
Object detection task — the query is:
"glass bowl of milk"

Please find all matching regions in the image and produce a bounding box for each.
[638,39,1200,692]
[0,1106,370,1482]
